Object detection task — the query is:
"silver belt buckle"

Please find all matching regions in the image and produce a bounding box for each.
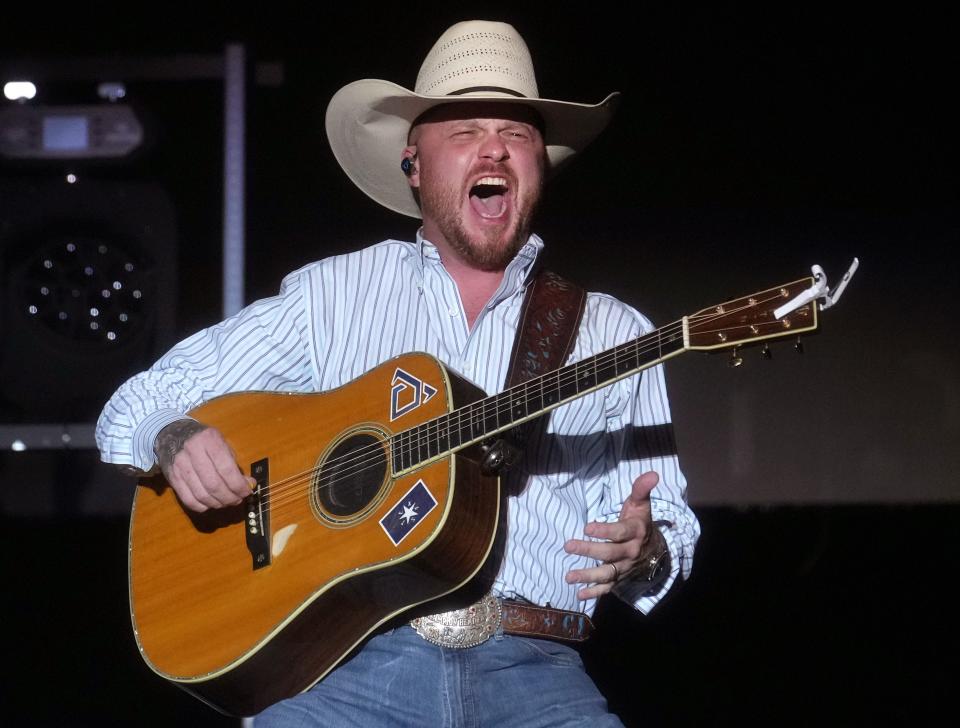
[410,594,502,648]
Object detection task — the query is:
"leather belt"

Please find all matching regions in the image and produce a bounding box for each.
[410,595,594,649]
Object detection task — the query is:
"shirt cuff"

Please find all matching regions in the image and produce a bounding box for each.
[612,523,681,614]
[132,409,196,472]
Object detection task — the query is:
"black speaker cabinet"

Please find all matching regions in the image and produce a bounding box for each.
[0,176,177,422]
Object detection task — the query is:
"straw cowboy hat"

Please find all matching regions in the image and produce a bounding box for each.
[325,20,620,218]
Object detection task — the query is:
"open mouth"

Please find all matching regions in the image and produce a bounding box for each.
[469,176,509,219]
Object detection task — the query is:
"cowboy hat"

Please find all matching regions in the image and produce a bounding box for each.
[325,20,620,218]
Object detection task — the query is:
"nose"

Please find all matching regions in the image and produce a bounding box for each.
[478,131,508,163]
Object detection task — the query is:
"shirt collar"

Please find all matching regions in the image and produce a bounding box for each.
[412,229,543,298]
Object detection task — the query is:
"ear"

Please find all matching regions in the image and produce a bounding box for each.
[401,146,419,188]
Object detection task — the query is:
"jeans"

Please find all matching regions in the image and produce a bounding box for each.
[253,625,624,727]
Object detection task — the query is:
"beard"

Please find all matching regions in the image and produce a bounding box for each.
[418,173,543,272]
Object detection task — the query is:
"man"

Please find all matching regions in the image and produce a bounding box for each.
[97,20,700,726]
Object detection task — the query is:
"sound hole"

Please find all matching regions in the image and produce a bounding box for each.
[315,432,388,520]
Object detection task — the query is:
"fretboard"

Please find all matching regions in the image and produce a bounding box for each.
[390,321,686,473]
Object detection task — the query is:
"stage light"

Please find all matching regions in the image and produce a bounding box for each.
[96,82,126,102]
[3,81,36,101]
[0,104,144,160]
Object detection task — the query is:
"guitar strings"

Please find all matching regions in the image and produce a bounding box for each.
[258,289,795,518]
[253,288,799,517]
[257,315,686,517]
[257,289,795,517]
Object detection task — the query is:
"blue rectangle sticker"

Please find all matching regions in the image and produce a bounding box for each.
[379,480,438,546]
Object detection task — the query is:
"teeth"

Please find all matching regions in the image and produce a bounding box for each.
[475,177,507,187]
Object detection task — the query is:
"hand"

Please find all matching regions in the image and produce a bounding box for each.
[155,419,254,512]
[564,471,661,600]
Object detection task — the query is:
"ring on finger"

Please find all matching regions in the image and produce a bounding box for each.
[607,562,619,582]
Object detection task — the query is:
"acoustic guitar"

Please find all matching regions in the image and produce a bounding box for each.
[128,273,832,715]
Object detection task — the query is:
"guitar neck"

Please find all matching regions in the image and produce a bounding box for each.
[391,319,688,474]
[391,274,821,474]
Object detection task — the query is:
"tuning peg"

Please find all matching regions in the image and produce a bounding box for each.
[794,337,804,355]
[761,344,772,360]
[729,347,743,368]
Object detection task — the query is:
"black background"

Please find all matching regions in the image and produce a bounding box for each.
[1,4,956,725]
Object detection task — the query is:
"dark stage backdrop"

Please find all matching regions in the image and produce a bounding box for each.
[4,4,953,508]
[0,4,956,725]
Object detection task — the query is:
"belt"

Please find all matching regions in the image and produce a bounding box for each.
[410,594,594,649]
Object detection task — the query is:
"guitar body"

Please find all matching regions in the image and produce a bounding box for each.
[126,271,836,717]
[128,352,499,716]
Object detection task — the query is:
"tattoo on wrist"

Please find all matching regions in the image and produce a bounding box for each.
[154,419,208,472]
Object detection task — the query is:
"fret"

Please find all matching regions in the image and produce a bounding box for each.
[574,359,597,392]
[426,420,440,460]
[417,424,430,463]
[471,402,486,440]
[391,433,403,473]
[457,407,473,446]
[594,350,618,385]
[435,416,450,454]
[482,397,499,435]
[408,429,417,470]
[557,363,578,401]
[615,340,639,374]
[542,369,561,407]
[395,430,406,471]
[495,391,512,430]
[518,383,539,420]
[446,412,462,449]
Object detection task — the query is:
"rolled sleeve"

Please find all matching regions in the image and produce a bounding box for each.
[95,269,314,471]
[596,346,701,614]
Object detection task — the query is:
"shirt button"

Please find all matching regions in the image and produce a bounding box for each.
[448,307,458,317]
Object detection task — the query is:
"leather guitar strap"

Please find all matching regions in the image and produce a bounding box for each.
[502,268,587,450]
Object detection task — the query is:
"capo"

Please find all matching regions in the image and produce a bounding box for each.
[774,258,859,319]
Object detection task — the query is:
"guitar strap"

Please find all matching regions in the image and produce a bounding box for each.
[506,268,586,388]
[502,268,587,452]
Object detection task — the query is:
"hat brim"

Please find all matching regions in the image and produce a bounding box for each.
[325,79,620,218]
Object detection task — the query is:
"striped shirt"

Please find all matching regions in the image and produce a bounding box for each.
[96,233,700,615]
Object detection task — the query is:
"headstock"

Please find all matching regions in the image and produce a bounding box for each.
[685,277,819,352]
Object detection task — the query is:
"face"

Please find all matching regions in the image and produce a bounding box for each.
[405,103,547,272]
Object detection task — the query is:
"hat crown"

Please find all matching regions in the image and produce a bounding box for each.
[414,20,540,99]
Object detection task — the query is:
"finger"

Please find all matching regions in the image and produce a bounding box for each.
[198,445,249,504]
[628,471,658,504]
[566,525,643,559]
[182,431,248,506]
[582,519,636,542]
[620,471,659,521]
[576,582,614,600]
[565,561,622,586]
[168,474,208,512]
[207,444,256,500]
[170,462,220,511]
[191,428,253,501]
[183,446,241,507]
[566,540,629,563]
[564,538,623,563]
[568,562,624,601]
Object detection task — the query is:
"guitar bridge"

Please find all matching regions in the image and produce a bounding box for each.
[244,458,271,571]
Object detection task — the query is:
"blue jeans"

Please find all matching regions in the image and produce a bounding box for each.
[254,625,624,727]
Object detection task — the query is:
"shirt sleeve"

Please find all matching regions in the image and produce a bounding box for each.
[95,269,316,471]
[592,310,701,615]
